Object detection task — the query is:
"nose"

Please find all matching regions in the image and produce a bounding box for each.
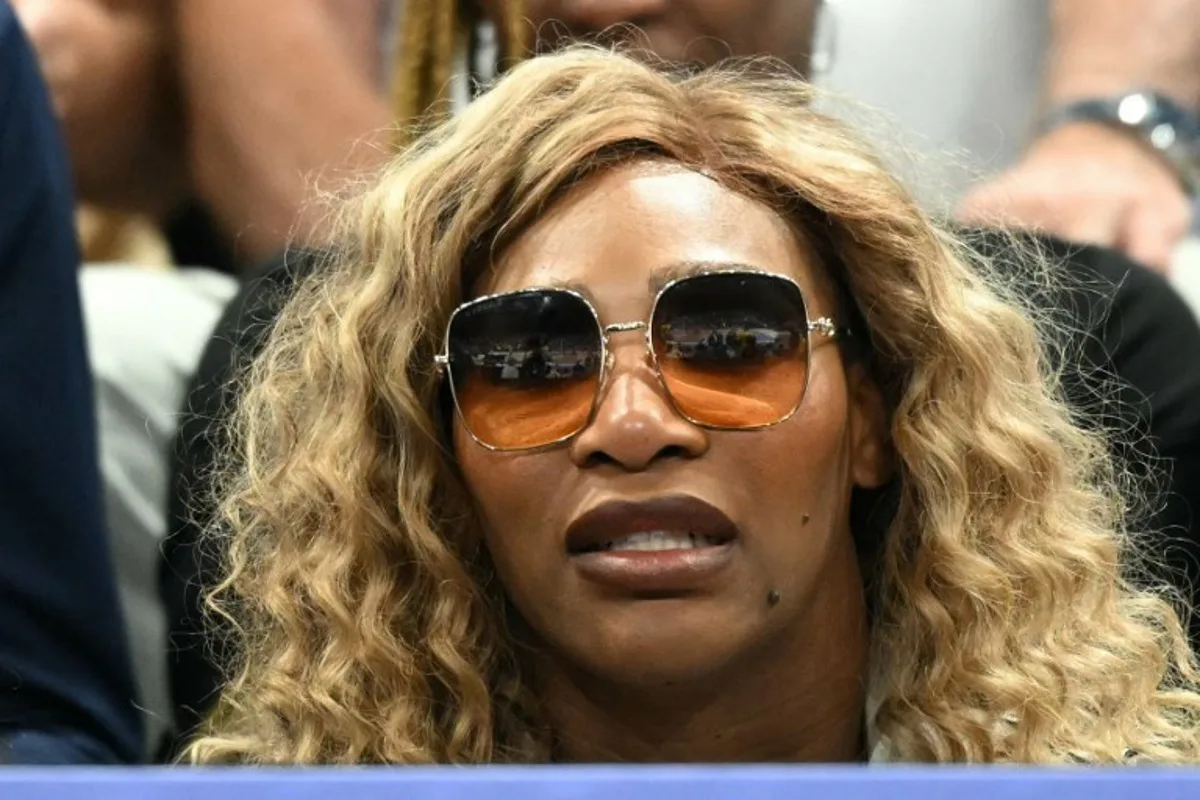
[549,0,670,32]
[568,335,708,471]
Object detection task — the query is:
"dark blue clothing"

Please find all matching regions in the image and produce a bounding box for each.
[0,2,141,764]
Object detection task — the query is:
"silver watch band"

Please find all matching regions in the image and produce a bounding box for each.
[1042,91,1200,194]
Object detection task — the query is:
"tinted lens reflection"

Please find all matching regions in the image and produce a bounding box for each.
[652,273,809,427]
[448,289,601,448]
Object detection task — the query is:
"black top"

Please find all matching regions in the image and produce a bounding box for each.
[160,230,1200,756]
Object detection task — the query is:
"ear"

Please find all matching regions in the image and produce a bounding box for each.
[845,363,893,489]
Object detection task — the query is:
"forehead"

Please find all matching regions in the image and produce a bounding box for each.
[482,162,829,312]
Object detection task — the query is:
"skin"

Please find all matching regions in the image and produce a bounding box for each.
[14,0,390,264]
[957,122,1191,272]
[178,0,392,263]
[12,0,184,214]
[23,0,1194,272]
[957,0,1200,272]
[454,161,891,762]
[492,0,819,72]
[176,0,817,263]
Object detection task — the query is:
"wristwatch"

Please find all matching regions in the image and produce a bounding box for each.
[1041,90,1200,195]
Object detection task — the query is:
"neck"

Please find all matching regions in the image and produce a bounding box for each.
[537,580,869,763]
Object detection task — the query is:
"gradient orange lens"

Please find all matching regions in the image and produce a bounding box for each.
[457,376,597,449]
[447,290,602,449]
[652,273,809,428]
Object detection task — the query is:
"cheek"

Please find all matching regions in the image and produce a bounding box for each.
[453,421,564,576]
[727,366,856,567]
[747,360,848,471]
[454,421,524,529]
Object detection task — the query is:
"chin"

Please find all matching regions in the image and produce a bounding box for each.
[556,601,763,689]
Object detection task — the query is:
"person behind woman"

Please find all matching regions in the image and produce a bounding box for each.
[187,49,1200,764]
[0,1,141,762]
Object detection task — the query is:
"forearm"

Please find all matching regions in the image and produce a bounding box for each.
[178,0,392,266]
[12,0,185,215]
[74,0,183,214]
[1047,0,1200,106]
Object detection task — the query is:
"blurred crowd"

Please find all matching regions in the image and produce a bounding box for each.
[3,0,1200,763]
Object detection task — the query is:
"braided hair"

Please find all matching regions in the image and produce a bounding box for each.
[390,0,527,138]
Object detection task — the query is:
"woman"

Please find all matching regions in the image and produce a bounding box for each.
[187,49,1200,763]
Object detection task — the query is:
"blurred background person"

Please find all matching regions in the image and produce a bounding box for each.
[172,0,1200,276]
[17,1,1200,273]
[12,0,394,755]
[0,0,142,764]
[823,0,1200,275]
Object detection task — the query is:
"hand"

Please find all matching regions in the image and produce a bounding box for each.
[12,0,185,215]
[956,122,1193,272]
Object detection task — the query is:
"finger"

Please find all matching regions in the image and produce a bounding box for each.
[957,176,1125,249]
[1119,196,1193,273]
[1017,174,1130,246]
[956,182,1027,229]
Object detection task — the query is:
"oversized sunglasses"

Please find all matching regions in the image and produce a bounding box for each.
[434,270,853,451]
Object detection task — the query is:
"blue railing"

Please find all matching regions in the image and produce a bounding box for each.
[2,766,1200,799]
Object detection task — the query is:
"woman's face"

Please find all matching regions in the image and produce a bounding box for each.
[454,162,890,690]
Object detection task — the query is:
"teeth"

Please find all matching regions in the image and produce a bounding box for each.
[597,531,724,552]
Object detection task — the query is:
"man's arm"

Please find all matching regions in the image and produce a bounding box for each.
[178,0,393,266]
[11,0,185,216]
[958,0,1200,272]
[0,2,141,763]
[1045,0,1200,104]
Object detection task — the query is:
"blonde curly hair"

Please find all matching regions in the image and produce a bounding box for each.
[187,48,1200,764]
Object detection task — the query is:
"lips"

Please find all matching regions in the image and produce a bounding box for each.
[564,495,740,593]
[565,495,739,555]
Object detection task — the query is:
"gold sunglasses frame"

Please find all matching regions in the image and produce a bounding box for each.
[433,269,852,452]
